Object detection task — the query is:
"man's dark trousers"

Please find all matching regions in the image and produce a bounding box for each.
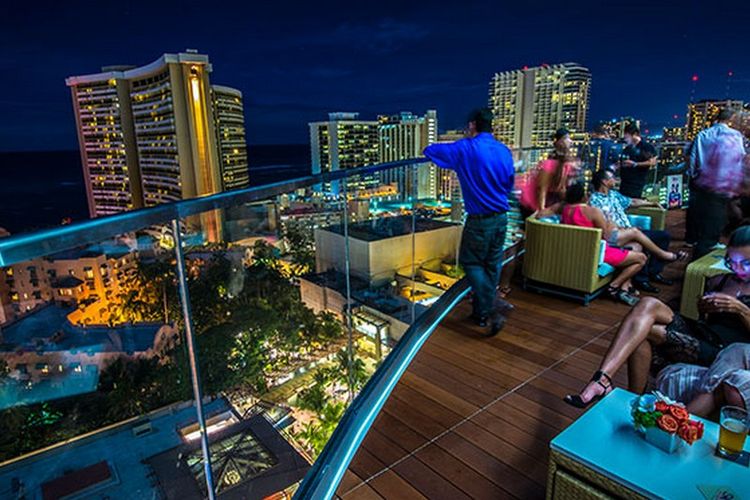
[691,185,730,260]
[633,229,671,284]
[460,212,507,319]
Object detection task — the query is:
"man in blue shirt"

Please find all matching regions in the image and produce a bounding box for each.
[423,108,515,336]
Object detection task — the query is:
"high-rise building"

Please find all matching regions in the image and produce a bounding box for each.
[662,126,686,142]
[378,110,438,199]
[309,113,379,195]
[212,85,250,190]
[66,52,249,233]
[489,63,591,148]
[435,130,464,221]
[685,99,745,140]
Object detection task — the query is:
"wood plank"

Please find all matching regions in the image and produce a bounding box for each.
[412,440,511,498]
[435,431,545,499]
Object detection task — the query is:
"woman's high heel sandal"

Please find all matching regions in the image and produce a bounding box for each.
[564,370,612,409]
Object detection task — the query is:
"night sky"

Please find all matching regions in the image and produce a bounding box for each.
[2,0,750,151]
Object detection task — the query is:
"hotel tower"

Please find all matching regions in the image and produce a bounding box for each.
[66,51,249,239]
[489,62,591,148]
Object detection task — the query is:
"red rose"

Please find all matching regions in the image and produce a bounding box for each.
[669,405,690,422]
[677,420,704,445]
[655,401,669,413]
[657,414,679,434]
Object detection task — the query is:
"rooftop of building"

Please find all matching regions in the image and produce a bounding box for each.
[0,304,162,354]
[147,414,309,499]
[0,398,226,499]
[65,51,212,86]
[301,270,427,323]
[321,215,458,242]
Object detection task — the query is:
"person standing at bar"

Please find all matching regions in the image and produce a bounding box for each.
[423,108,515,336]
[687,108,747,260]
[619,124,658,198]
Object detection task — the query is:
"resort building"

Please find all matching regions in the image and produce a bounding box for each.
[66,51,250,239]
[309,113,380,195]
[489,62,591,148]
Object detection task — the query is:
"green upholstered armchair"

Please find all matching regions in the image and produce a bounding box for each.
[627,205,666,231]
[522,216,612,304]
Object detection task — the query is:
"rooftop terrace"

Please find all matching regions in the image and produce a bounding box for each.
[335,212,687,499]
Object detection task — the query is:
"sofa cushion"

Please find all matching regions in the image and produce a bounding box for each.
[628,214,651,230]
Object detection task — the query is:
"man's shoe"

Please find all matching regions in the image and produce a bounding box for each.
[484,312,506,337]
[495,298,515,315]
[633,281,660,294]
[650,273,674,286]
[469,313,488,328]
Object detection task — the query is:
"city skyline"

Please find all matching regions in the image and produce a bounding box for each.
[3,1,750,151]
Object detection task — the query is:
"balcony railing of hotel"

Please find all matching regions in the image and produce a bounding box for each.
[0,146,686,499]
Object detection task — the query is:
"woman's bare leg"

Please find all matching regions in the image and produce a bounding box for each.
[687,392,719,417]
[723,382,746,409]
[575,297,673,403]
[628,341,652,393]
[616,228,675,261]
[610,252,648,289]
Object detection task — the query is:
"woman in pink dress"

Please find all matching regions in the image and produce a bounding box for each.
[537,183,647,306]
[519,128,580,217]
[500,129,580,298]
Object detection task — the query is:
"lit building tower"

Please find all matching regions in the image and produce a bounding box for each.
[662,126,686,142]
[67,51,248,240]
[489,62,591,148]
[685,99,745,140]
[65,68,143,217]
[435,130,465,221]
[378,110,438,199]
[212,85,250,190]
[309,113,379,195]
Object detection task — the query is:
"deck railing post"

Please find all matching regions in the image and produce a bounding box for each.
[171,218,216,500]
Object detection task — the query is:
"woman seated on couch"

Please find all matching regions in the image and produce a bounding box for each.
[656,343,748,417]
[564,225,750,409]
[537,183,647,306]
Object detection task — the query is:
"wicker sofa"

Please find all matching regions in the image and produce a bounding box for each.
[522,206,667,304]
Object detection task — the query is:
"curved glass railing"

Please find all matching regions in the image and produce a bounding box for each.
[0,148,552,499]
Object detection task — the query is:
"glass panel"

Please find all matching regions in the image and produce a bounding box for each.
[171,160,452,496]
[0,223,193,499]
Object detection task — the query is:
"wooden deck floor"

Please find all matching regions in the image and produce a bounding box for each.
[336,213,687,499]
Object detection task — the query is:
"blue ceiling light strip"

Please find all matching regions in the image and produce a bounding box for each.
[294,279,470,500]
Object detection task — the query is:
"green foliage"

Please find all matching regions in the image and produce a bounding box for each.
[297,400,346,458]
[297,371,331,414]
[282,220,315,274]
[334,349,368,393]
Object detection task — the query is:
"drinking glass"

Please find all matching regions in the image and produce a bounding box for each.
[718,406,749,457]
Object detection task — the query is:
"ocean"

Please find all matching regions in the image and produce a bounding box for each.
[0,145,311,234]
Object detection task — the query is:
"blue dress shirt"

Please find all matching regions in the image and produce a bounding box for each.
[423,133,515,215]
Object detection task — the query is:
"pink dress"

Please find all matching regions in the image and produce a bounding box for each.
[520,159,575,212]
[561,205,629,266]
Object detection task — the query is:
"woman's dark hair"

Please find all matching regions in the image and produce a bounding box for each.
[728,225,750,248]
[467,108,494,133]
[564,182,587,204]
[548,128,574,191]
[553,128,570,141]
[591,168,614,190]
